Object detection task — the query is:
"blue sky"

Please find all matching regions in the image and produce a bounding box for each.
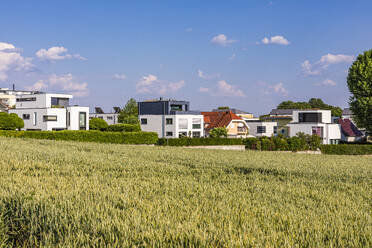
[1,0,371,115]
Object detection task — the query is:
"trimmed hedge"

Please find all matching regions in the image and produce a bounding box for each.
[321,144,372,155]
[157,138,244,146]
[0,130,158,145]
[105,124,141,132]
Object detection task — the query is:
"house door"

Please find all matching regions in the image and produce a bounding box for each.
[79,112,87,130]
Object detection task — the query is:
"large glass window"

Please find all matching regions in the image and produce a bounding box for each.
[170,104,183,111]
[79,112,86,130]
[192,118,201,129]
[166,118,173,125]
[299,113,322,123]
[257,126,266,133]
[311,126,324,137]
[178,118,188,129]
[43,115,57,121]
[51,97,69,108]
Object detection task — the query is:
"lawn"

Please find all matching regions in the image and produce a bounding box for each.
[0,137,371,247]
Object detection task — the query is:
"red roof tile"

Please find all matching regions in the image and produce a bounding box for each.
[202,111,243,130]
[338,118,363,137]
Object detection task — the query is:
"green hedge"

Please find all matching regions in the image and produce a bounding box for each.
[321,144,372,155]
[105,124,141,132]
[0,130,158,145]
[157,138,244,146]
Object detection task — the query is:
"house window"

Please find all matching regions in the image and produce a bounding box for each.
[312,126,324,137]
[192,131,201,138]
[17,97,36,102]
[98,116,103,119]
[192,118,201,129]
[330,139,339,144]
[166,118,173,125]
[33,112,37,126]
[79,112,87,130]
[22,114,30,120]
[179,132,187,138]
[299,113,322,123]
[141,118,147,125]
[178,118,188,129]
[274,126,278,134]
[107,116,113,120]
[67,112,70,127]
[170,104,183,111]
[257,126,266,133]
[43,115,57,121]
[237,127,246,133]
[166,131,173,137]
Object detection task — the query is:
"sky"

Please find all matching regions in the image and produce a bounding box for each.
[1,0,371,115]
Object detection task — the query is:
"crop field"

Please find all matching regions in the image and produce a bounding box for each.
[0,137,371,247]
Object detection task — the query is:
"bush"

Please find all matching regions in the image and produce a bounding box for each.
[157,138,244,146]
[0,130,158,145]
[209,127,228,138]
[105,124,141,132]
[0,112,24,130]
[89,118,108,131]
[321,144,372,155]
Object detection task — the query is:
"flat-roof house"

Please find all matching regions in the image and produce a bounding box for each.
[138,99,204,138]
[90,107,120,125]
[202,111,249,138]
[287,110,341,144]
[338,118,363,143]
[9,92,89,131]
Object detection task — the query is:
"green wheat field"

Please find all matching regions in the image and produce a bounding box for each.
[0,137,371,247]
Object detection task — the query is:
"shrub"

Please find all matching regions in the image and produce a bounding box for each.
[272,136,288,151]
[321,144,372,155]
[0,130,158,145]
[105,124,141,132]
[89,118,108,131]
[209,127,228,138]
[0,112,24,130]
[157,138,243,146]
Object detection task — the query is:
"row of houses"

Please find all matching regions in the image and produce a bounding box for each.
[0,88,364,144]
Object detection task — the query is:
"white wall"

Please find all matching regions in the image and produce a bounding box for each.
[15,93,72,109]
[68,106,89,130]
[287,123,341,144]
[246,122,277,137]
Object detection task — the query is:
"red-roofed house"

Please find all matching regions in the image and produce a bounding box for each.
[201,111,249,138]
[338,118,363,142]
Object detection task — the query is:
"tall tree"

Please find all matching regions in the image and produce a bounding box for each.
[118,98,139,124]
[347,50,372,134]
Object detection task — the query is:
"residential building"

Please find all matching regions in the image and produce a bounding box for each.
[338,118,364,143]
[0,101,7,112]
[89,107,120,125]
[9,92,89,131]
[262,109,297,136]
[287,110,341,144]
[245,121,277,137]
[342,108,353,120]
[0,86,37,108]
[138,99,204,138]
[202,111,249,138]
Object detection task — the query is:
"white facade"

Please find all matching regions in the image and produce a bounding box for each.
[9,93,89,131]
[287,110,341,144]
[89,113,119,125]
[246,122,277,137]
[139,114,204,138]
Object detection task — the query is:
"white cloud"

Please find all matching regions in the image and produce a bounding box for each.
[315,79,336,86]
[113,74,127,80]
[185,28,193,32]
[198,87,210,93]
[211,34,237,46]
[301,53,354,76]
[261,35,290,45]
[0,42,33,81]
[228,53,236,61]
[216,80,246,97]
[197,69,220,80]
[36,46,86,61]
[272,82,288,95]
[261,81,288,96]
[25,80,48,91]
[136,74,185,95]
[48,73,89,97]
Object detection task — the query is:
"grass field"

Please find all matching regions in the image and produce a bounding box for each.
[0,137,371,247]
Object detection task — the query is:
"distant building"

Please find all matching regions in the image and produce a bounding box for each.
[287,110,341,144]
[0,87,37,109]
[338,118,363,143]
[202,111,249,138]
[89,107,120,125]
[9,92,89,131]
[245,121,277,137]
[138,99,204,138]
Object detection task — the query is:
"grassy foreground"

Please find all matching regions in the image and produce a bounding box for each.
[0,137,371,247]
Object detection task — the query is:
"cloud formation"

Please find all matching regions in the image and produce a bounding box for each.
[315,79,337,86]
[36,46,86,61]
[197,69,220,80]
[261,81,289,96]
[0,42,33,81]
[136,74,185,95]
[301,53,354,76]
[211,34,237,46]
[199,80,245,97]
[261,35,290,45]
[113,74,127,80]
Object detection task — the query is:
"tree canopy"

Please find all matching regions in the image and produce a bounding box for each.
[118,98,139,124]
[277,98,342,117]
[0,112,24,130]
[347,49,372,134]
[209,127,228,138]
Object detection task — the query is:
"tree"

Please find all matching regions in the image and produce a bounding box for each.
[118,98,139,124]
[217,106,230,110]
[0,112,24,130]
[89,118,108,131]
[277,98,343,117]
[9,113,24,130]
[209,127,228,138]
[347,50,372,135]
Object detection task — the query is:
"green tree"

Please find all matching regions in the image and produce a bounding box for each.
[9,113,24,130]
[277,98,342,117]
[347,50,372,134]
[0,112,24,130]
[217,106,230,110]
[118,98,139,124]
[89,118,108,131]
[209,127,228,138]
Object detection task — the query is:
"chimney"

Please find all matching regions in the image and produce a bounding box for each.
[12,84,15,91]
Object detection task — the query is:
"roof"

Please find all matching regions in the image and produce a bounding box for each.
[212,108,252,115]
[202,111,243,130]
[269,109,298,116]
[342,108,353,116]
[338,118,363,137]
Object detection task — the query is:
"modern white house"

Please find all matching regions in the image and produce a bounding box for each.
[245,121,277,137]
[138,99,204,138]
[9,93,89,131]
[287,110,341,144]
[0,86,37,109]
[89,107,120,125]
